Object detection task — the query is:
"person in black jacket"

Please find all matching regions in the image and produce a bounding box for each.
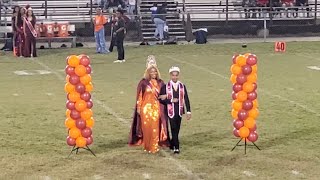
[159,66,191,154]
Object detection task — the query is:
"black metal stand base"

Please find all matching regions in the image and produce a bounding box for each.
[68,145,96,157]
[231,138,261,154]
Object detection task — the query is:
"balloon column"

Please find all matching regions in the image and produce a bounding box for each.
[230,53,260,153]
[64,55,95,156]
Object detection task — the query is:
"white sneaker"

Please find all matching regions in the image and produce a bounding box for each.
[120,60,126,63]
[113,60,121,63]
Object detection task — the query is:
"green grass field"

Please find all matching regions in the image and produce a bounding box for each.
[1,42,320,180]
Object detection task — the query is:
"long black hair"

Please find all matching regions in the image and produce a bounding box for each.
[16,7,25,27]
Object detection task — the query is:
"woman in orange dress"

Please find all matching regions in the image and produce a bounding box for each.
[129,56,169,153]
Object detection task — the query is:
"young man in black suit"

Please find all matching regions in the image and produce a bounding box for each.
[159,66,191,154]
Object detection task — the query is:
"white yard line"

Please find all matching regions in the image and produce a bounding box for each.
[33,59,201,180]
[165,55,320,117]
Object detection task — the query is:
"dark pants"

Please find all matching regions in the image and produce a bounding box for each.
[109,35,115,52]
[116,36,124,60]
[169,115,182,149]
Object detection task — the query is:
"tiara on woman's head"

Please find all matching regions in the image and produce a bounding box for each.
[146,55,157,68]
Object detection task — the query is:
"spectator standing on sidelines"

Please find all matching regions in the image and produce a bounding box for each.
[113,9,126,63]
[93,7,108,54]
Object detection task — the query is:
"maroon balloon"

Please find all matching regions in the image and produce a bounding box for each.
[248,91,257,101]
[233,119,244,130]
[252,83,257,91]
[66,101,75,110]
[247,131,258,142]
[236,74,247,85]
[86,100,93,109]
[81,92,91,101]
[86,65,92,74]
[242,65,252,75]
[86,136,93,145]
[69,75,80,85]
[238,110,248,121]
[70,110,81,119]
[233,128,240,137]
[81,127,92,138]
[80,56,91,66]
[66,136,76,146]
[242,100,253,111]
[247,55,257,66]
[65,66,75,76]
[250,124,257,132]
[75,83,86,94]
[232,84,242,93]
[232,91,237,100]
[232,54,239,64]
[75,119,86,129]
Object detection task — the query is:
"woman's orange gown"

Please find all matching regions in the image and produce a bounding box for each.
[136,79,161,153]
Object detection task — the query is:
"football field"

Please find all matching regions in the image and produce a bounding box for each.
[0,42,320,179]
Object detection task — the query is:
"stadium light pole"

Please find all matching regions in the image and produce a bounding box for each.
[226,0,229,26]
[44,0,47,19]
[315,0,317,23]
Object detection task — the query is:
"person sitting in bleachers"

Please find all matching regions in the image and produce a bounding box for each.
[256,0,269,18]
[295,0,310,17]
[242,0,257,18]
[281,0,294,17]
[104,0,124,14]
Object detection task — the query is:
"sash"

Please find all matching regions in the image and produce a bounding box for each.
[24,17,38,38]
[166,82,184,118]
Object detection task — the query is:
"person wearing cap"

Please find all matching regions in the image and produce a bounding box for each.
[159,66,191,154]
[93,7,108,54]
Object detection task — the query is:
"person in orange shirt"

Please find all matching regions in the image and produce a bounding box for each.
[93,7,108,54]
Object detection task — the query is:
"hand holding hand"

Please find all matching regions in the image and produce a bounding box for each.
[159,95,167,100]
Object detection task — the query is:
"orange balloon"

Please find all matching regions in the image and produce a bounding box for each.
[236,56,247,66]
[249,108,259,119]
[252,65,257,73]
[244,117,255,129]
[81,109,93,120]
[236,91,247,102]
[76,137,87,148]
[242,82,254,93]
[244,53,251,58]
[253,100,258,108]
[232,100,242,111]
[231,109,238,119]
[68,55,80,67]
[86,117,95,128]
[66,109,71,118]
[69,127,81,139]
[239,127,250,138]
[68,92,81,102]
[85,82,93,92]
[75,100,87,112]
[230,65,242,75]
[65,118,76,129]
[247,73,257,83]
[66,75,70,83]
[64,83,75,93]
[75,65,87,77]
[80,74,92,85]
[230,74,237,84]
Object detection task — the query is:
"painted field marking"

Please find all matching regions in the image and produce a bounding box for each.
[165,55,320,117]
[36,70,52,75]
[243,170,256,177]
[33,60,202,180]
[307,66,320,71]
[14,71,34,76]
